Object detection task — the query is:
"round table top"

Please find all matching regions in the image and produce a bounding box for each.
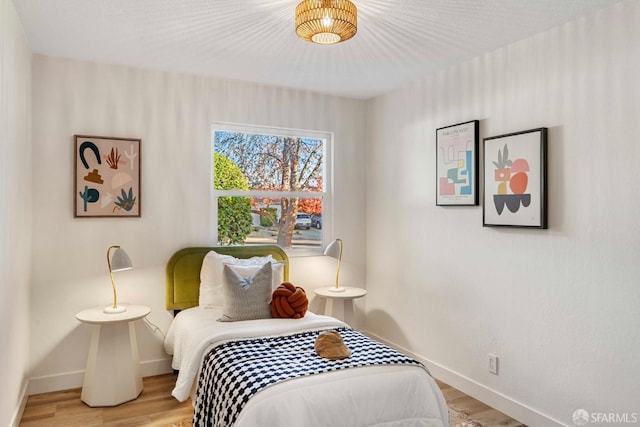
[76,304,151,324]
[314,286,367,299]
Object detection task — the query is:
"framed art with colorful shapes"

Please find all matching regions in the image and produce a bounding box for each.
[436,120,479,206]
[482,128,547,228]
[74,135,141,218]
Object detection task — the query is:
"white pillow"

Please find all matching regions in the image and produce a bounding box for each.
[198,250,284,307]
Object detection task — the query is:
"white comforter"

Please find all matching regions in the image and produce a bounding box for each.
[164,307,449,427]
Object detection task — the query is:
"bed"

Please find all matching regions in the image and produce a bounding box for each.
[164,245,449,427]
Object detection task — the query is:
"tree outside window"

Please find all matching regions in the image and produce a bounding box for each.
[212,125,329,249]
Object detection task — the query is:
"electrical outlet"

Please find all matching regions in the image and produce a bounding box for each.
[488,354,498,375]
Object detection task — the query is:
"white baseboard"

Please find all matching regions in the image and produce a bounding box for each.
[26,358,173,396]
[27,370,84,396]
[140,357,173,378]
[10,382,29,427]
[365,330,564,427]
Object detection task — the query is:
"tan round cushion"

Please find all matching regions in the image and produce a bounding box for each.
[315,330,351,360]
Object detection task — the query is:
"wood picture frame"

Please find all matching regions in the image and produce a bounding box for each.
[482,128,547,228]
[436,120,479,206]
[74,135,141,218]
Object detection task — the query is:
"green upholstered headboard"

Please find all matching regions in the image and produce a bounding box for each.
[165,245,289,311]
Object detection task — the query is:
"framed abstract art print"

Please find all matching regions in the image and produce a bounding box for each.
[482,128,547,228]
[436,120,479,206]
[74,135,141,218]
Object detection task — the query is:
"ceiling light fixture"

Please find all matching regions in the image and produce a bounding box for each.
[295,0,357,45]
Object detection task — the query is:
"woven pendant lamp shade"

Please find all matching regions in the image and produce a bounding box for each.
[295,0,357,45]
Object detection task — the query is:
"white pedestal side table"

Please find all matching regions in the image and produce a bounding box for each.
[75,304,150,407]
[314,287,367,327]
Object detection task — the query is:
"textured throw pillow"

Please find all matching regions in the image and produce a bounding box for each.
[198,251,278,307]
[271,282,308,319]
[225,262,285,293]
[218,262,273,322]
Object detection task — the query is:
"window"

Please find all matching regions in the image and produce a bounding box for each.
[211,123,332,253]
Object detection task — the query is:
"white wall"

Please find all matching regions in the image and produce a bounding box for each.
[365,1,640,425]
[29,55,366,392]
[0,0,32,424]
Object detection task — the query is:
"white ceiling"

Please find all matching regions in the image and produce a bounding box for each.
[14,0,621,99]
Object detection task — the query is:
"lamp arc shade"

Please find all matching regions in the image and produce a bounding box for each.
[105,245,133,314]
[324,238,345,292]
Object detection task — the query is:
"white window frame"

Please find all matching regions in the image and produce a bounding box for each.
[210,122,334,256]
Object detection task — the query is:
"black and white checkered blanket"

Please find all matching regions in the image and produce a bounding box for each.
[192,327,424,427]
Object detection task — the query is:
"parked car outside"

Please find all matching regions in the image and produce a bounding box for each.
[295,213,312,229]
[311,213,322,229]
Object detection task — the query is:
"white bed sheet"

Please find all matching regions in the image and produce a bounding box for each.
[164,307,449,426]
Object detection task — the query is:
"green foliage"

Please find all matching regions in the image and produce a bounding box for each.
[214,153,252,245]
[217,196,252,245]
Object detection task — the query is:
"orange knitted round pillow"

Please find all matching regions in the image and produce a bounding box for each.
[271,282,308,319]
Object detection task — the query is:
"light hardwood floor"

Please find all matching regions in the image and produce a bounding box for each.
[436,380,526,427]
[19,375,192,427]
[20,374,526,427]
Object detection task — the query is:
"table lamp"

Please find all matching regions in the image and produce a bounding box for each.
[324,238,344,293]
[104,245,133,314]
